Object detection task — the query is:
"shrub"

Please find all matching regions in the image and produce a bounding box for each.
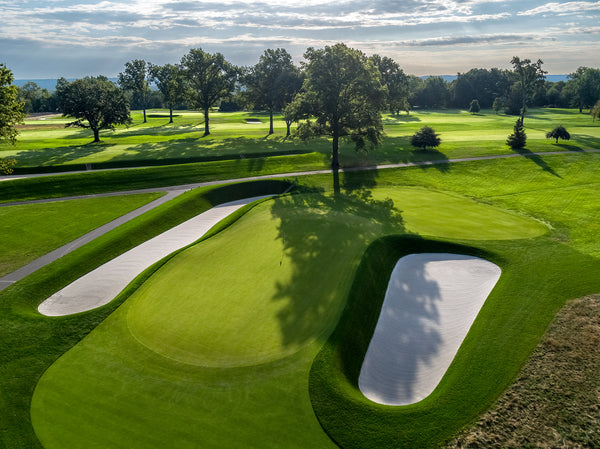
[410,126,441,151]
[546,125,571,143]
[469,99,481,114]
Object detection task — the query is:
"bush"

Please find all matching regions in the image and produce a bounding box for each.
[469,99,481,114]
[410,126,441,151]
[546,125,571,143]
[507,118,527,149]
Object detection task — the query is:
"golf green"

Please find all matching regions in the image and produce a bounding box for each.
[31,188,546,448]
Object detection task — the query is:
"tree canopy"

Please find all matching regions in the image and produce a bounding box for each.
[0,64,25,145]
[244,48,302,135]
[149,63,186,123]
[118,59,151,123]
[410,126,441,150]
[546,125,570,143]
[56,76,131,142]
[289,43,386,193]
[510,57,547,122]
[370,54,409,115]
[507,118,527,149]
[568,67,600,112]
[180,48,238,136]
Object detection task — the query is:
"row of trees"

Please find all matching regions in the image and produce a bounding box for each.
[15,50,600,120]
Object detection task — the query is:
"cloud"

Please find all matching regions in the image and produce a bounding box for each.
[519,1,600,16]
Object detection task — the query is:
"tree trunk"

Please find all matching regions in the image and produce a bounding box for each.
[269,109,274,135]
[332,130,340,195]
[143,107,147,123]
[92,128,100,143]
[286,121,291,137]
[203,107,210,136]
[169,106,173,124]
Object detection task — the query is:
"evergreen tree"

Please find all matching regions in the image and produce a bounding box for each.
[410,126,441,150]
[506,118,527,149]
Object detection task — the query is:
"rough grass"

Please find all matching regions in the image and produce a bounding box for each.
[0,193,163,276]
[447,294,600,448]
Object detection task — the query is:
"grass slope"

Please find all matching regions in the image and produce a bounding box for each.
[447,294,600,448]
[0,193,163,276]
[28,183,545,448]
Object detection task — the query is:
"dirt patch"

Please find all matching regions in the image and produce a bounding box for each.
[447,294,600,448]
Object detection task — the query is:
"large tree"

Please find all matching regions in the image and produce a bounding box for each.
[118,59,151,123]
[0,64,25,145]
[289,43,386,193]
[244,48,302,135]
[370,54,409,115]
[567,67,600,112]
[510,57,547,122]
[180,48,238,136]
[56,76,131,143]
[149,63,186,124]
[0,64,23,174]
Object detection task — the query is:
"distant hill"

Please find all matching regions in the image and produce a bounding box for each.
[420,74,568,83]
[14,78,119,90]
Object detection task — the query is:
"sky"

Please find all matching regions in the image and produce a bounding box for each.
[1,0,599,79]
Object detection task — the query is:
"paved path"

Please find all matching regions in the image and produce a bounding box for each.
[0,189,190,291]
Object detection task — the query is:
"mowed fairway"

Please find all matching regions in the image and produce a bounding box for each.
[30,185,544,448]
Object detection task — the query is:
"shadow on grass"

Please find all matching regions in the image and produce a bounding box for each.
[514,147,562,178]
[268,179,410,353]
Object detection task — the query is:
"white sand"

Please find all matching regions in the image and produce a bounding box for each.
[38,195,273,316]
[358,253,501,406]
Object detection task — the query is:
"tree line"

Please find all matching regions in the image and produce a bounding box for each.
[2,44,600,184]
[13,51,600,119]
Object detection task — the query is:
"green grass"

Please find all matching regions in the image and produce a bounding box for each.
[0,193,163,276]
[2,152,600,448]
[2,109,598,172]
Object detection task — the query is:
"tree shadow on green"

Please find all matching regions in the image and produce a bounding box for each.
[268,182,406,351]
[513,147,562,178]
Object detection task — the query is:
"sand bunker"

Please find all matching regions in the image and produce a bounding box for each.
[38,195,273,316]
[358,253,501,406]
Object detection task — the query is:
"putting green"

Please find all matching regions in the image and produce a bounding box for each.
[31,188,546,448]
[371,186,547,240]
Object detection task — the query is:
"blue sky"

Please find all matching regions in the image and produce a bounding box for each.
[1,0,599,79]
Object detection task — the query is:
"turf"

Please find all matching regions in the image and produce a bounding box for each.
[30,182,548,448]
[2,109,598,172]
[0,193,163,276]
[2,152,600,448]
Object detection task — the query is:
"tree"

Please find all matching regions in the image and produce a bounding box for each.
[469,99,481,113]
[149,63,186,124]
[509,56,547,122]
[546,125,570,143]
[289,43,386,193]
[118,59,151,123]
[56,76,132,143]
[592,100,600,122]
[17,81,57,113]
[0,64,25,145]
[410,126,441,150]
[181,48,238,136]
[413,76,450,108]
[370,54,409,115]
[507,118,527,149]
[568,67,600,112]
[492,97,503,114]
[244,48,302,135]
